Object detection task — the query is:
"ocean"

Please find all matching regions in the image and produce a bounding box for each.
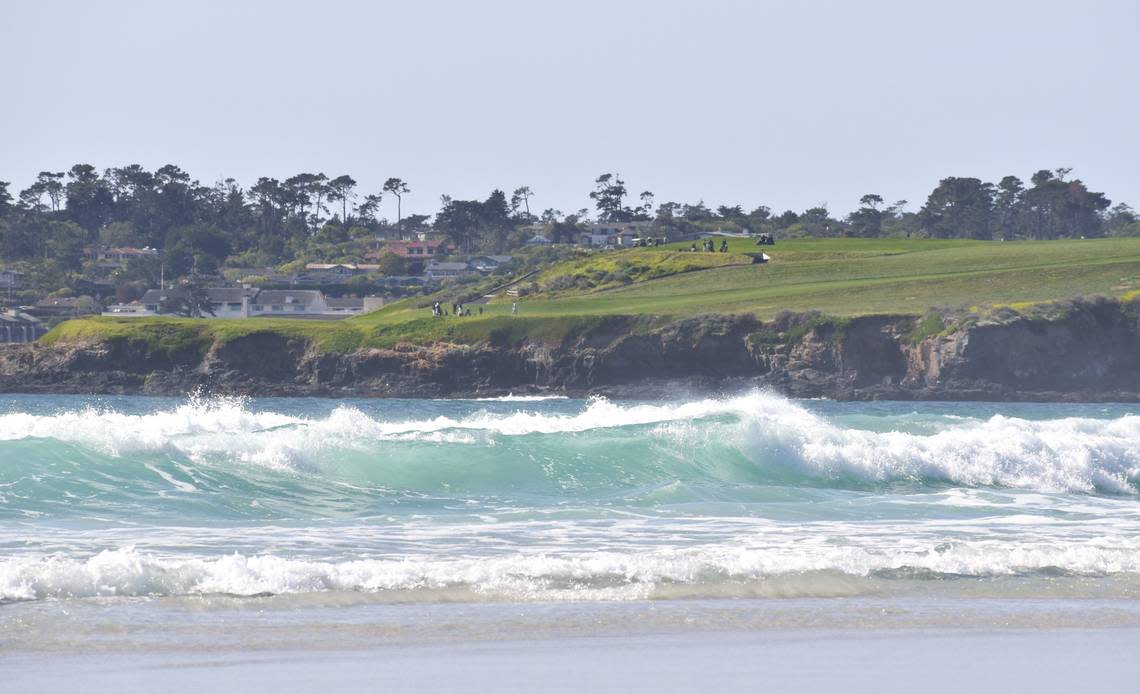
[3,392,1140,692]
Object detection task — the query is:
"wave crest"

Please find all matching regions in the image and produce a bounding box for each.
[6,541,1140,603]
[1,392,1138,495]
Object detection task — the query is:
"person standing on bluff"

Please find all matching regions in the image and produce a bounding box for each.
[511,302,518,315]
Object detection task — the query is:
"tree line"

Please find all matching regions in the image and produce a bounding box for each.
[0,164,1136,295]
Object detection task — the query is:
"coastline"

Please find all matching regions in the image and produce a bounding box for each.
[3,298,1138,402]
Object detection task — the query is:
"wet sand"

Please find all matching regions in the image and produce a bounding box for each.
[7,626,1136,694]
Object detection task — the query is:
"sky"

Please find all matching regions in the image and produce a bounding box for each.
[2,0,1138,220]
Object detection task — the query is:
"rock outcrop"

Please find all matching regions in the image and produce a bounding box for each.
[2,299,1138,401]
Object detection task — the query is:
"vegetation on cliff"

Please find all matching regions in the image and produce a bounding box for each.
[38,237,1140,358]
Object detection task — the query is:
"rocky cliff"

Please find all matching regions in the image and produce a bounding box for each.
[2,298,1138,401]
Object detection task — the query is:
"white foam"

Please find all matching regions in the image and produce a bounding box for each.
[5,538,1140,602]
[3,392,1139,494]
[473,394,569,402]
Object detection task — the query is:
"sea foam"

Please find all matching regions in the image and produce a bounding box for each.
[1,392,1138,494]
[5,537,1140,603]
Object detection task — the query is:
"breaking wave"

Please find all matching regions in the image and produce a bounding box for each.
[1,392,1138,502]
[5,539,1140,603]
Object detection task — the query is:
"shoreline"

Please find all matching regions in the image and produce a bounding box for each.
[2,378,1140,403]
[11,630,1136,694]
[4,299,1139,403]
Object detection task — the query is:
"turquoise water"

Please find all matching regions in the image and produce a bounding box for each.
[2,391,1139,606]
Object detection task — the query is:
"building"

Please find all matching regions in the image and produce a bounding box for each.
[424,261,476,281]
[584,221,654,247]
[577,231,616,248]
[86,246,159,269]
[0,310,46,343]
[373,275,429,288]
[30,296,99,317]
[300,264,380,284]
[524,235,552,246]
[102,302,156,316]
[0,268,23,290]
[469,255,514,272]
[133,287,259,318]
[325,296,386,315]
[111,287,384,319]
[249,290,327,316]
[370,239,451,259]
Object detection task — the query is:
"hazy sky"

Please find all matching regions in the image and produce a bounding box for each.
[3,0,1137,220]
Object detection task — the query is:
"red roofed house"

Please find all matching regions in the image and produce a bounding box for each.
[367,239,450,260]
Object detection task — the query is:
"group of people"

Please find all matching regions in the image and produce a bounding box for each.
[432,301,482,317]
[432,301,519,317]
[690,239,730,253]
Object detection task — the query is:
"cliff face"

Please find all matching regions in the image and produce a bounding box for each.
[2,300,1138,401]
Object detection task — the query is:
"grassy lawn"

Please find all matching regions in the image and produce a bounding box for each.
[43,237,1140,353]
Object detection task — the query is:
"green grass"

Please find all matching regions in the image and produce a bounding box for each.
[42,237,1140,352]
[532,248,753,294]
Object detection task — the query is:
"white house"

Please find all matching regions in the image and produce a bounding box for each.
[424,261,476,281]
[133,287,259,318]
[249,290,327,316]
[0,310,45,343]
[586,221,654,246]
[110,287,387,319]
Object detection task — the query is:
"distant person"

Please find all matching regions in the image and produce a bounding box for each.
[511,302,518,315]
[720,239,728,252]
[479,306,484,316]
[690,243,697,252]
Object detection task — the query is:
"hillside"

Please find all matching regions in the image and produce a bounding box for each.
[38,237,1140,358]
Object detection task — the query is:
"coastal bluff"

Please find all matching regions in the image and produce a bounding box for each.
[2,298,1138,402]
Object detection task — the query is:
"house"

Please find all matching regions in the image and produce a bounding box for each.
[370,239,451,259]
[586,221,654,247]
[30,296,99,317]
[300,264,380,284]
[577,231,616,248]
[469,255,514,272]
[373,275,429,288]
[424,261,475,281]
[525,235,552,246]
[111,287,380,319]
[324,296,386,315]
[103,302,157,316]
[0,310,46,343]
[250,289,327,316]
[0,268,22,290]
[86,246,159,269]
[324,297,363,314]
[136,287,259,318]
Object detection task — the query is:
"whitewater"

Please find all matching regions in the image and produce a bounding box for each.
[5,390,1140,693]
[2,391,1139,606]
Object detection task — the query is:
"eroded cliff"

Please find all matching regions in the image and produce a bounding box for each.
[2,298,1138,401]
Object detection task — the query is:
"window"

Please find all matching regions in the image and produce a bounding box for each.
[272,305,283,312]
[227,303,242,310]
[293,305,304,312]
